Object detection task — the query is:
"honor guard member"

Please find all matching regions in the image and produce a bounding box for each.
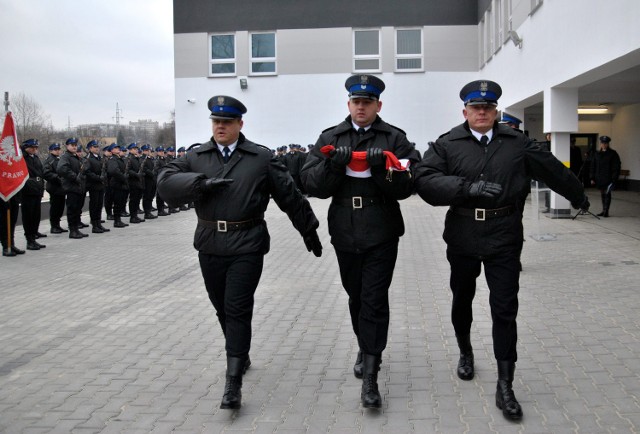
[157,95,322,410]
[1,195,23,257]
[414,80,590,421]
[84,140,110,233]
[57,138,89,239]
[177,146,186,158]
[300,75,418,409]
[102,145,115,220]
[140,144,157,219]
[153,146,169,216]
[106,144,130,228]
[590,135,621,217]
[20,139,47,250]
[43,143,68,233]
[499,112,523,132]
[125,143,145,223]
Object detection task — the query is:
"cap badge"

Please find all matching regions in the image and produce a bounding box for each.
[217,96,225,105]
[360,75,369,85]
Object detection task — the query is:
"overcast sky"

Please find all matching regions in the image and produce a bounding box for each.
[1,0,174,130]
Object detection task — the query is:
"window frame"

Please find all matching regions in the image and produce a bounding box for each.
[394,27,424,72]
[209,33,237,77]
[249,31,277,76]
[352,28,381,73]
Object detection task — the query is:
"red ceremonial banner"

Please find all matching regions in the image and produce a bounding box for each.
[0,112,29,201]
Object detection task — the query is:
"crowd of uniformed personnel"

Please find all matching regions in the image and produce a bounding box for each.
[1,139,196,256]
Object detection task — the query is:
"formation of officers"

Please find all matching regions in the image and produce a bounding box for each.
[1,139,194,256]
[2,76,596,423]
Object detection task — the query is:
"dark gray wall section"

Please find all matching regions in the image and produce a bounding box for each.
[174,0,479,33]
[477,0,491,21]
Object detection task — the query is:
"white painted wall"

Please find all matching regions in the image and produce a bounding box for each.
[175,71,476,153]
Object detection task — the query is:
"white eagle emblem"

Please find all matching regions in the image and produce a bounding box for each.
[0,136,20,166]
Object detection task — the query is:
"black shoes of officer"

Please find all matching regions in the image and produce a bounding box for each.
[456,334,474,381]
[3,247,17,257]
[98,222,110,232]
[130,216,144,224]
[121,211,130,217]
[144,213,158,220]
[179,205,189,211]
[27,239,46,250]
[69,227,88,239]
[220,357,245,409]
[361,354,382,408]
[353,350,364,379]
[495,361,523,421]
[92,221,105,234]
[114,216,129,228]
[35,232,47,238]
[51,225,68,234]
[79,222,89,228]
[157,210,169,216]
[12,245,25,255]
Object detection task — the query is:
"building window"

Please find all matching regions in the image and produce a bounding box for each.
[210,34,236,76]
[353,29,380,72]
[251,32,276,75]
[395,28,423,72]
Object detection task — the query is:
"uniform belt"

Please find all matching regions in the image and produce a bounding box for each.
[332,196,385,209]
[198,217,262,232]
[450,205,516,221]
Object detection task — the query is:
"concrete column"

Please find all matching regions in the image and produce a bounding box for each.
[543,87,578,218]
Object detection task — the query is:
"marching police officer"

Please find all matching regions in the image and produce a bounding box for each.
[102,145,114,220]
[84,140,110,233]
[300,75,418,409]
[57,138,89,239]
[414,80,589,421]
[21,139,47,250]
[43,143,68,233]
[157,95,322,410]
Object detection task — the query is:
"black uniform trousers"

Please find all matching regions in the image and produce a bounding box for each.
[104,186,113,216]
[0,197,20,248]
[88,188,104,222]
[198,252,264,359]
[335,239,398,357]
[128,187,143,216]
[21,195,42,240]
[49,193,66,227]
[66,192,85,228]
[156,192,166,211]
[446,250,521,362]
[143,182,156,213]
[112,188,128,217]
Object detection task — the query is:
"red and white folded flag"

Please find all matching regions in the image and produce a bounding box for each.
[320,145,410,178]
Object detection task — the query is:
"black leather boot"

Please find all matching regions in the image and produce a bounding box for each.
[26,237,41,250]
[220,357,245,409]
[496,361,523,420]
[144,212,157,220]
[2,246,17,257]
[361,354,382,408]
[456,334,474,380]
[353,350,363,379]
[69,226,84,239]
[92,221,105,233]
[97,222,110,232]
[114,216,128,228]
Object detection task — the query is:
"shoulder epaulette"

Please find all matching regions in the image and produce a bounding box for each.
[438,131,451,139]
[386,123,406,135]
[322,124,339,134]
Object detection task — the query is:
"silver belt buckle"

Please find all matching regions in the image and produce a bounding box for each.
[475,209,485,221]
[352,196,363,209]
[217,220,228,232]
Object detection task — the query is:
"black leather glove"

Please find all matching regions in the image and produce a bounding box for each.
[199,177,234,194]
[303,230,322,257]
[330,147,352,168]
[571,195,590,211]
[467,181,502,198]
[366,147,385,167]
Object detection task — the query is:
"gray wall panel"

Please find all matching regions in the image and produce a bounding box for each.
[174,0,478,33]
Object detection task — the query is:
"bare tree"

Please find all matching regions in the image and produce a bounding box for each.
[10,92,51,143]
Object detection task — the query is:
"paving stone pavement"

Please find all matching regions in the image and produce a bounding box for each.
[1,189,639,433]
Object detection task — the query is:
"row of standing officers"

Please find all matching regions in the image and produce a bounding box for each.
[156,75,590,421]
